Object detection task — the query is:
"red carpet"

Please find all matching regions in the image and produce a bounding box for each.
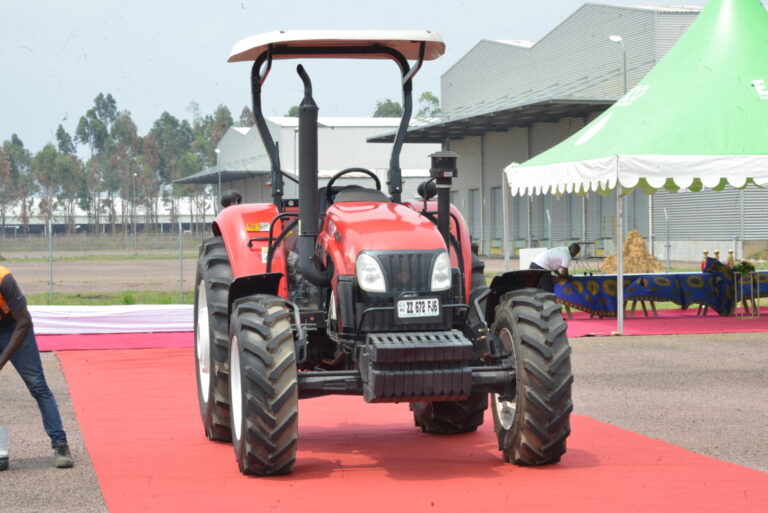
[59,348,768,513]
[566,306,768,337]
[37,331,192,351]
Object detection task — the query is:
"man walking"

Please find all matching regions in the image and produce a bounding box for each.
[0,266,74,470]
[529,243,581,292]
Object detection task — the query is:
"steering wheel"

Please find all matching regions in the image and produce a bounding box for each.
[326,167,381,204]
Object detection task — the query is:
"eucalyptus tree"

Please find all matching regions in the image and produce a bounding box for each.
[149,111,193,231]
[55,124,85,233]
[0,149,13,235]
[30,144,59,231]
[2,135,34,233]
[75,93,119,233]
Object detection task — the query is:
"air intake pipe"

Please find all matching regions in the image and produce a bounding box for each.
[429,151,458,249]
[296,65,332,287]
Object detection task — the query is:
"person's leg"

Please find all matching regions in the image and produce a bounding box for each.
[8,330,68,448]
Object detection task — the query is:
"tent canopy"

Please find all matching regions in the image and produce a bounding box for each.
[505,0,768,196]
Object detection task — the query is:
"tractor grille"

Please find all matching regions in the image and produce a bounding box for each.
[355,250,451,332]
[377,251,436,292]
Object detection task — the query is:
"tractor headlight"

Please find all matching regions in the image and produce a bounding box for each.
[430,251,452,291]
[356,253,387,293]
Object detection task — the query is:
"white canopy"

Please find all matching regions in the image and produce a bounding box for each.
[229,30,445,62]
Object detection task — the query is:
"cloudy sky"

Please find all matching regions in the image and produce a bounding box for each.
[1,0,732,152]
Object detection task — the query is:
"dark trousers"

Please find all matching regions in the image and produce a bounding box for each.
[0,327,67,447]
[529,262,554,293]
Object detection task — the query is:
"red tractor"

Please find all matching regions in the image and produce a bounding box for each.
[194,30,572,476]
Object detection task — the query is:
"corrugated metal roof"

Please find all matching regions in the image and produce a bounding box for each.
[494,40,536,48]
[623,4,702,13]
[268,116,408,128]
[368,98,612,143]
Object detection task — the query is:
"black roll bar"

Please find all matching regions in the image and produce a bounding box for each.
[248,43,426,208]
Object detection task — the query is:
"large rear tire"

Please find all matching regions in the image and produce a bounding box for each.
[411,254,489,434]
[229,295,299,476]
[194,237,233,442]
[490,288,573,465]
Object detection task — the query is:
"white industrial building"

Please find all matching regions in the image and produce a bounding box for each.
[371,3,768,261]
[178,117,441,205]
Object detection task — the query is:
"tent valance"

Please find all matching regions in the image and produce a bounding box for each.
[507,154,768,196]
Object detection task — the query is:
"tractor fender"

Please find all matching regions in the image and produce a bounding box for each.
[212,203,289,298]
[483,270,550,326]
[227,272,283,319]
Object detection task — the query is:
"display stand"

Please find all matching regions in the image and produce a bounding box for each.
[735,272,759,319]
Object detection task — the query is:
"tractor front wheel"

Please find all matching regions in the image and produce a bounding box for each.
[490,288,573,465]
[229,295,299,476]
[194,237,233,442]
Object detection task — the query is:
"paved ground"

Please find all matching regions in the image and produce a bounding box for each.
[1,331,766,512]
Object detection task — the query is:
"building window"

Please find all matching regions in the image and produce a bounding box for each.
[490,186,502,240]
[468,188,481,245]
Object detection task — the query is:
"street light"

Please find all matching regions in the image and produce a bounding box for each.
[609,34,627,95]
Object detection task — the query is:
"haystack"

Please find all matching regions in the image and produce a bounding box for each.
[600,229,664,273]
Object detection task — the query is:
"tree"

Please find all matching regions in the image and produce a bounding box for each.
[31,144,60,230]
[150,111,193,230]
[240,106,255,126]
[417,91,441,117]
[0,149,14,235]
[2,135,33,233]
[75,93,120,233]
[373,99,403,117]
[56,125,76,154]
[285,105,300,117]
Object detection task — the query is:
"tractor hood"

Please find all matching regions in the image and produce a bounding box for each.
[319,201,445,274]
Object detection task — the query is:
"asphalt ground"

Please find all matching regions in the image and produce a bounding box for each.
[1,331,766,512]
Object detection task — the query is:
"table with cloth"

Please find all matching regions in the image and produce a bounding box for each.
[554,270,752,318]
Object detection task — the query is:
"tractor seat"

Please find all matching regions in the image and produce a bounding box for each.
[333,185,389,203]
[333,186,390,203]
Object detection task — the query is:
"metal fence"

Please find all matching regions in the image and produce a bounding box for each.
[0,232,209,257]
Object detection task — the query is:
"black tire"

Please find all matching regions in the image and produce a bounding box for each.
[229,295,298,476]
[411,394,488,434]
[411,254,489,434]
[194,237,233,442]
[490,288,573,465]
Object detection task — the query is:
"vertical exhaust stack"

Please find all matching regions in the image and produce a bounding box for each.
[429,151,458,249]
[296,64,332,287]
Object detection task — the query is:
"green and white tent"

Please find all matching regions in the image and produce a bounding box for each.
[503,0,768,332]
[505,0,768,196]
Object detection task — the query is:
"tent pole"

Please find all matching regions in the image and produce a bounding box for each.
[502,172,510,272]
[616,185,624,335]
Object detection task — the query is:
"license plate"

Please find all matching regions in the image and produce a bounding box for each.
[396,297,440,319]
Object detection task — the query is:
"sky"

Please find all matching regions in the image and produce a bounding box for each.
[1,0,728,153]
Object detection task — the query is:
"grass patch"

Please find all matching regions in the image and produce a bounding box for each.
[27,290,195,306]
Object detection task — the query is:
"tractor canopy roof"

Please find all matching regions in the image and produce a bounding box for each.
[228,29,445,62]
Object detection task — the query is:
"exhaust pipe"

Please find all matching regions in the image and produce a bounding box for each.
[296,65,332,287]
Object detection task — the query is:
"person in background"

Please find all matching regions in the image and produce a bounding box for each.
[529,243,581,292]
[0,266,74,470]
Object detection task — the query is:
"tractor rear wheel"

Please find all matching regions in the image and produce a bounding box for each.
[194,237,234,442]
[490,288,573,465]
[411,253,489,434]
[229,295,298,476]
[411,394,488,434]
